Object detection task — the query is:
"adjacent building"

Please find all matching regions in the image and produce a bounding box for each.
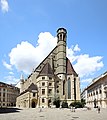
[16,28,81,108]
[0,82,20,108]
[85,71,107,108]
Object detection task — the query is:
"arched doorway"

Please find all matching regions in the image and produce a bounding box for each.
[31,99,37,108]
[32,101,36,108]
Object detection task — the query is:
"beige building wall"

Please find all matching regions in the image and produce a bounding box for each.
[0,82,19,108]
[86,72,107,108]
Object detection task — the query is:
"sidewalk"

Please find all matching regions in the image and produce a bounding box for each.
[0,108,107,120]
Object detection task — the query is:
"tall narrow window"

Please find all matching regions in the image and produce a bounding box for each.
[33,93,35,97]
[42,98,45,103]
[42,89,45,95]
[48,89,52,94]
[68,78,71,99]
[42,82,45,86]
[74,78,76,101]
[63,80,65,95]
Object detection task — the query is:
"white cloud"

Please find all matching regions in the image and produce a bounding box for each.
[4,32,103,84]
[67,45,80,63]
[0,0,9,13]
[9,72,14,75]
[67,45,103,78]
[73,44,81,52]
[3,60,12,70]
[4,75,19,84]
[73,54,104,78]
[81,78,92,83]
[8,32,57,74]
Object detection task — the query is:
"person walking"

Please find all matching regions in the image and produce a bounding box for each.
[98,106,100,113]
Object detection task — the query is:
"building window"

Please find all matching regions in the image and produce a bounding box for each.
[91,93,92,96]
[68,79,71,99]
[42,77,45,80]
[42,82,45,86]
[57,89,59,93]
[63,80,65,95]
[33,93,35,97]
[42,98,45,103]
[3,93,5,97]
[74,78,76,100]
[93,92,95,95]
[3,89,5,91]
[3,98,5,102]
[3,103,5,106]
[99,90,102,94]
[42,89,45,95]
[49,83,52,86]
[48,89,52,94]
[49,77,52,80]
[105,93,107,98]
[96,91,98,95]
[89,94,90,97]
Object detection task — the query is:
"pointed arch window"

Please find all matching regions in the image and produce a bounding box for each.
[74,78,76,100]
[63,80,65,95]
[68,77,71,99]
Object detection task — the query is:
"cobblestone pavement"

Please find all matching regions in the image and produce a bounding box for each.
[0,108,107,120]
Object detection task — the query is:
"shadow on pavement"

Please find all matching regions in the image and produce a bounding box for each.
[0,108,22,114]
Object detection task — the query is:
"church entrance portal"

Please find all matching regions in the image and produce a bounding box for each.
[31,99,37,108]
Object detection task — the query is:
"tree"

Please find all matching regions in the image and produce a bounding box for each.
[62,100,68,108]
[52,93,60,108]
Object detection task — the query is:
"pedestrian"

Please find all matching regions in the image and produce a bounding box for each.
[39,107,42,112]
[98,106,100,113]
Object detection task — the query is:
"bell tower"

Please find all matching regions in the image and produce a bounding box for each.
[56,28,67,79]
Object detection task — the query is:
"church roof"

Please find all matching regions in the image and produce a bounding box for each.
[38,62,54,77]
[66,57,78,77]
[27,83,38,92]
[19,83,38,96]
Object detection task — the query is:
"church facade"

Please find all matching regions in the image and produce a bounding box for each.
[16,28,81,108]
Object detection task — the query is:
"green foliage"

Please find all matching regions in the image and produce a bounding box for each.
[62,101,68,108]
[69,101,85,108]
[81,99,86,107]
[53,99,60,108]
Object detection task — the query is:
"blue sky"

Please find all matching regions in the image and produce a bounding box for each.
[0,0,107,90]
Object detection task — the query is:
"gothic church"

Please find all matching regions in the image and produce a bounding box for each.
[16,28,81,108]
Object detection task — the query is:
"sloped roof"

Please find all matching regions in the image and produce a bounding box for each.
[19,83,38,96]
[0,81,19,90]
[66,57,78,77]
[27,83,38,91]
[38,62,54,77]
[34,46,57,72]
